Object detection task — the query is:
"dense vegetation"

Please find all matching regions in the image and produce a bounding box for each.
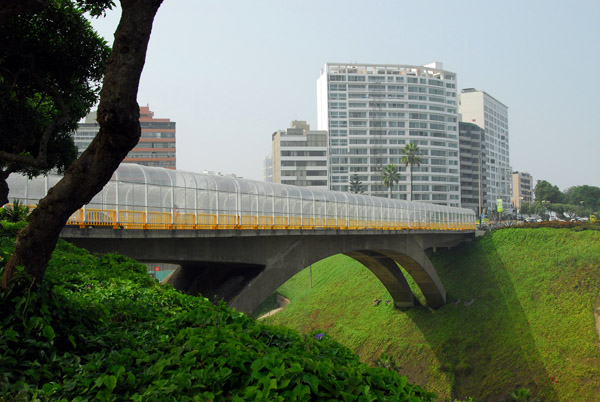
[263,226,600,401]
[0,223,436,401]
[519,181,600,220]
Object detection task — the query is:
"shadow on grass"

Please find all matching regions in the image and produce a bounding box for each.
[403,239,557,402]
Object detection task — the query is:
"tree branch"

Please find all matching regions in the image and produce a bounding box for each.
[0,150,48,169]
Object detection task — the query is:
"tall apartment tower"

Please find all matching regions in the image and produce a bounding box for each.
[458,122,489,215]
[458,89,510,211]
[271,120,328,188]
[317,62,461,206]
[74,105,176,169]
[511,171,533,209]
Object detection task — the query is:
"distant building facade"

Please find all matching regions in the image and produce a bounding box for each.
[458,122,489,215]
[511,171,533,209]
[271,120,328,188]
[316,62,461,206]
[74,105,176,169]
[263,155,273,182]
[459,89,510,212]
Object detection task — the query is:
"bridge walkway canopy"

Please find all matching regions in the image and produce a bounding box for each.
[7,163,476,231]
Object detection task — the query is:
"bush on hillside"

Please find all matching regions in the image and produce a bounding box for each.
[0,236,436,401]
[511,220,599,231]
[0,200,30,223]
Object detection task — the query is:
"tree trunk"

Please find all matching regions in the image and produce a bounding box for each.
[1,0,164,290]
[0,170,9,206]
[409,166,413,202]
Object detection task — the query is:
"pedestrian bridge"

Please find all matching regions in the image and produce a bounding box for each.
[8,164,476,313]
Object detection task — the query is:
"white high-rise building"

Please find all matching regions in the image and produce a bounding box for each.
[317,62,460,206]
[459,89,510,212]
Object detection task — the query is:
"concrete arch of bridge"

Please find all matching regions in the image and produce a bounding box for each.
[60,228,459,315]
[228,236,446,314]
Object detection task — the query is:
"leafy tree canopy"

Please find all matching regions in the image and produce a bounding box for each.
[533,180,563,204]
[0,0,111,204]
[563,185,600,211]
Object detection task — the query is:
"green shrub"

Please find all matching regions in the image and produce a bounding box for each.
[0,239,436,401]
[0,199,30,223]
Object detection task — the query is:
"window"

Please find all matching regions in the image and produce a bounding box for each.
[349,111,366,118]
[408,86,427,93]
[330,120,348,128]
[349,121,367,127]
[329,83,347,91]
[348,84,366,90]
[348,75,366,81]
[329,93,347,100]
[330,111,347,118]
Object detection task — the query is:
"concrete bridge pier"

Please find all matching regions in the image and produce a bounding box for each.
[343,250,415,309]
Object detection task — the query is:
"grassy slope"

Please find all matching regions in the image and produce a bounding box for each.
[262,228,600,401]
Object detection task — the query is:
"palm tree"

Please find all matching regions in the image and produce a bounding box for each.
[381,164,400,199]
[401,143,422,201]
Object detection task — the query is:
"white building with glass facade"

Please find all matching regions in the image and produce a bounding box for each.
[458,89,510,212]
[317,62,461,206]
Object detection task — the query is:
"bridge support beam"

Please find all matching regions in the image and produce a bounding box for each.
[374,247,446,308]
[343,250,414,309]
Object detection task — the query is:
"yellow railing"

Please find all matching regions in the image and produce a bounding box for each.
[62,206,476,231]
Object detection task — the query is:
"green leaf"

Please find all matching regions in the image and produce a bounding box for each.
[302,373,319,394]
[4,329,19,341]
[102,375,117,392]
[68,334,77,348]
[43,325,55,341]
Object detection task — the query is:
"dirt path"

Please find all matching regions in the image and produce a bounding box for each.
[257,294,290,320]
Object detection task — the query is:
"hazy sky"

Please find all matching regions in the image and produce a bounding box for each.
[89,0,600,191]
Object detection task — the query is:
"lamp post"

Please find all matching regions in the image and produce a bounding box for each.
[519,196,524,222]
[478,152,482,225]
